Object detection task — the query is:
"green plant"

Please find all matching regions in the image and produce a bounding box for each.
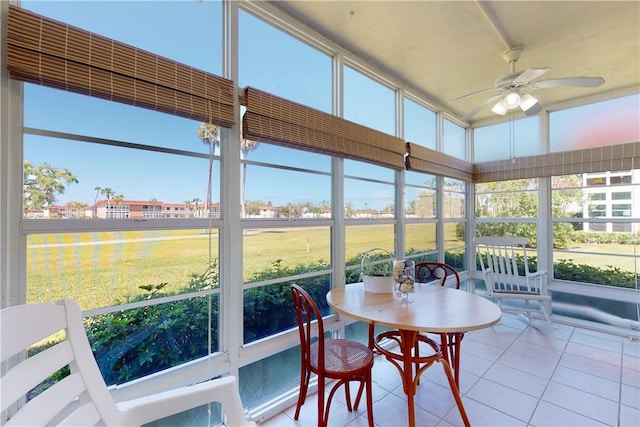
[360,248,394,277]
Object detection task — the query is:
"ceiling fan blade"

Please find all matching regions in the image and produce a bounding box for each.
[531,76,605,89]
[449,87,497,103]
[512,67,551,85]
[461,94,503,121]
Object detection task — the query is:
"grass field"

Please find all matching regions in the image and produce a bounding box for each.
[27,227,638,310]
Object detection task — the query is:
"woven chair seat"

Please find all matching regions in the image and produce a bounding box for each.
[310,339,373,376]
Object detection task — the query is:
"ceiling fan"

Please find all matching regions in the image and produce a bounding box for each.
[453,48,605,122]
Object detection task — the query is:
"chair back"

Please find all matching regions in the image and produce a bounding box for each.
[415,262,460,289]
[475,236,537,295]
[1,299,122,426]
[291,284,325,373]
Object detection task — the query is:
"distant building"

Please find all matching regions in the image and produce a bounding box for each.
[582,170,640,233]
[93,199,222,219]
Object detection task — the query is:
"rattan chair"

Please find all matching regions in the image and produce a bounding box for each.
[291,284,374,427]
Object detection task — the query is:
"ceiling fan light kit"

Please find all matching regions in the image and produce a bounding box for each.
[491,101,507,115]
[504,89,521,107]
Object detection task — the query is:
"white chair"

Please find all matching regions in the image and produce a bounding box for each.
[475,237,552,324]
[1,298,256,427]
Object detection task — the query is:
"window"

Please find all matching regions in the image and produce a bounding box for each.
[443,178,466,269]
[587,176,606,186]
[612,204,632,217]
[612,191,632,200]
[611,175,632,185]
[404,97,436,150]
[404,171,437,260]
[552,171,640,287]
[475,179,539,266]
[239,10,331,111]
[550,94,640,152]
[443,119,465,160]
[473,116,539,162]
[344,65,396,135]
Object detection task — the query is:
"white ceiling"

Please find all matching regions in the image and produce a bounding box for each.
[269,1,640,126]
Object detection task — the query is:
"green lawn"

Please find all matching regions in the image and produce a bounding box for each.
[27,228,637,310]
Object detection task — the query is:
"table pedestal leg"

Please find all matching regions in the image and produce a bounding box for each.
[374,329,470,427]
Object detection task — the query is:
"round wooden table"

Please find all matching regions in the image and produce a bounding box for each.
[326,283,501,427]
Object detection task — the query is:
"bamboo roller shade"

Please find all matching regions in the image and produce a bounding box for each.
[243,87,406,169]
[6,5,235,127]
[473,141,640,182]
[405,142,473,182]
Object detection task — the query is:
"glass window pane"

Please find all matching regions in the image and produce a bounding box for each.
[244,164,331,217]
[24,133,219,219]
[550,94,640,152]
[344,159,395,182]
[443,178,466,219]
[404,97,436,149]
[475,179,539,218]
[444,222,466,270]
[22,0,223,74]
[86,296,218,386]
[345,178,395,218]
[406,186,436,219]
[239,10,331,112]
[243,277,330,344]
[405,223,436,256]
[344,66,395,135]
[25,86,214,153]
[345,224,395,281]
[405,171,437,188]
[28,230,219,309]
[239,347,302,408]
[244,143,331,172]
[473,116,539,162]
[553,221,639,287]
[243,227,331,282]
[443,119,466,160]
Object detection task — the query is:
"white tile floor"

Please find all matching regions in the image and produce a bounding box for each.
[261,313,640,426]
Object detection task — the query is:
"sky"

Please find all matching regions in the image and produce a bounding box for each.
[20,0,640,209]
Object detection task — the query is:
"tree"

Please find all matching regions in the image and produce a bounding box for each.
[198,123,220,219]
[65,201,88,218]
[93,186,103,218]
[23,160,78,212]
[475,177,584,248]
[240,135,260,218]
[148,198,158,219]
[112,194,125,218]
[101,188,114,218]
[192,197,201,218]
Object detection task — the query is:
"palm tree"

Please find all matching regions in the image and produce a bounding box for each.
[198,123,219,219]
[112,194,124,218]
[93,186,102,218]
[184,200,192,217]
[102,188,114,218]
[149,197,158,218]
[241,135,260,218]
[192,197,201,218]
